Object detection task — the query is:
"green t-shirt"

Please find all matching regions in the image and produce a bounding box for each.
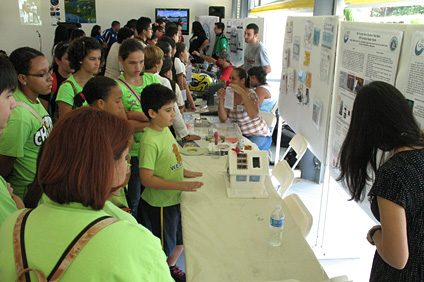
[213,33,229,56]
[139,127,183,207]
[0,89,53,199]
[56,75,88,108]
[0,176,18,227]
[108,188,129,209]
[0,200,173,281]
[116,73,161,157]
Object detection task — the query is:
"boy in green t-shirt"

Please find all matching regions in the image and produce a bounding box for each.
[138,83,203,282]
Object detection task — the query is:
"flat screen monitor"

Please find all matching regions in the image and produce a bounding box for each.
[155,8,189,35]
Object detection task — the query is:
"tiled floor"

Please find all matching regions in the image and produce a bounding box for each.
[177,144,377,282]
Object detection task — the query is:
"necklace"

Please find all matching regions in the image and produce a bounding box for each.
[26,95,38,104]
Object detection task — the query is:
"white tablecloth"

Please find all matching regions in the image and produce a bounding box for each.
[181,156,328,282]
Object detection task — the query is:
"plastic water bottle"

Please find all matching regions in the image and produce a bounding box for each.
[269,205,285,247]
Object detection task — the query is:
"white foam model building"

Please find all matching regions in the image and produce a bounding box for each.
[226,150,269,190]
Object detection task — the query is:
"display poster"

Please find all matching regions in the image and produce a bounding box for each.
[225,19,244,66]
[329,27,403,168]
[65,0,96,23]
[50,0,61,26]
[398,31,424,129]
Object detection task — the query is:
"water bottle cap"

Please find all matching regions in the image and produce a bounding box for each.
[275,205,282,211]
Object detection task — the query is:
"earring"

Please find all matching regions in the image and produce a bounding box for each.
[23,82,27,85]
[79,61,82,64]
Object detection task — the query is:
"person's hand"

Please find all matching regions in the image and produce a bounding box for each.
[7,183,25,209]
[188,102,196,111]
[229,83,246,96]
[366,225,381,245]
[184,170,203,178]
[183,134,201,141]
[217,88,226,101]
[192,50,200,57]
[179,181,203,191]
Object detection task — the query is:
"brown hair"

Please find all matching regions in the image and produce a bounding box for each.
[38,107,132,210]
[144,45,164,70]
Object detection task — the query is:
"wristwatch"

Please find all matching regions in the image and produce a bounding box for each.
[368,227,382,245]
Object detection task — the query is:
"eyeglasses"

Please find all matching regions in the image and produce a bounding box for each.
[25,72,50,79]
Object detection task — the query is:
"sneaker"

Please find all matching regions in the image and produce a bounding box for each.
[170,265,186,282]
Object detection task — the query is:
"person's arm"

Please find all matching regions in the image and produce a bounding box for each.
[199,39,210,52]
[368,197,408,269]
[264,65,272,74]
[230,84,259,119]
[191,51,215,65]
[217,88,229,122]
[139,168,203,192]
[0,155,17,180]
[177,75,196,111]
[184,169,202,178]
[57,101,72,120]
[126,111,149,122]
[255,86,271,107]
[7,183,24,209]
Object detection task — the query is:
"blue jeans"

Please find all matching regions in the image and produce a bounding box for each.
[126,157,144,222]
[246,135,272,151]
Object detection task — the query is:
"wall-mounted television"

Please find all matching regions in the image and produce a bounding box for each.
[155,8,189,35]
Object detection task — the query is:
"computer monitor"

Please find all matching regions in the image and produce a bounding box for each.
[155,8,189,35]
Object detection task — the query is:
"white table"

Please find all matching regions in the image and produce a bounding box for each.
[181,156,328,282]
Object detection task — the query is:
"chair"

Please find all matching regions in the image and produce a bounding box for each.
[271,160,294,197]
[284,193,313,237]
[260,111,277,160]
[281,133,308,169]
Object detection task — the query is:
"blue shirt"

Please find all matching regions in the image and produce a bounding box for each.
[102,28,117,48]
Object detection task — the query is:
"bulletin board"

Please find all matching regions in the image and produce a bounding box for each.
[224,17,265,67]
[279,16,339,163]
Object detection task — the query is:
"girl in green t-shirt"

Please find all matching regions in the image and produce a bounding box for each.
[0,47,53,199]
[56,37,102,120]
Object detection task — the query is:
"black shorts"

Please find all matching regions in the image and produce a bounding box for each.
[140,198,183,256]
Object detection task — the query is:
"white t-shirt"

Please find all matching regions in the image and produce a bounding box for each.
[105,42,123,79]
[174,57,186,77]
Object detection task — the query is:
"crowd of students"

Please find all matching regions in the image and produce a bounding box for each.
[0,15,280,281]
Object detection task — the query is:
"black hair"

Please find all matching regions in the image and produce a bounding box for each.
[69,29,86,42]
[248,66,267,84]
[337,81,424,202]
[125,19,137,31]
[9,47,44,86]
[176,22,182,28]
[74,76,119,108]
[112,20,120,27]
[159,36,176,49]
[54,25,69,46]
[246,23,259,34]
[165,26,178,38]
[0,56,18,94]
[68,37,102,71]
[233,67,250,88]
[156,18,165,25]
[52,41,70,73]
[140,83,176,120]
[119,38,144,61]
[174,42,187,59]
[153,25,164,34]
[192,21,206,36]
[136,17,152,34]
[156,41,172,57]
[117,27,134,44]
[215,22,225,31]
[159,57,173,76]
[90,25,101,37]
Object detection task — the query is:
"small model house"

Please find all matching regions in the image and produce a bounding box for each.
[226,150,269,190]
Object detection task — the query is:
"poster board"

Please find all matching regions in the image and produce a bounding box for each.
[327,22,420,178]
[278,16,339,163]
[224,17,265,66]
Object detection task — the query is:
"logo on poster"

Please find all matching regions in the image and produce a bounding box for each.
[389,37,398,52]
[343,31,349,43]
[415,38,424,56]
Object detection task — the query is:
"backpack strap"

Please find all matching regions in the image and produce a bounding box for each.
[15,101,51,135]
[13,209,119,282]
[62,80,77,97]
[117,77,141,106]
